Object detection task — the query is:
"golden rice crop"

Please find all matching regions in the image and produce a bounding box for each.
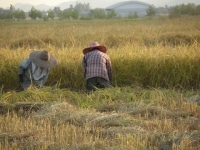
[1,16,200,91]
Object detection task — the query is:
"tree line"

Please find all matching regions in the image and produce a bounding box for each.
[0,2,117,20]
[168,3,200,17]
[0,3,199,20]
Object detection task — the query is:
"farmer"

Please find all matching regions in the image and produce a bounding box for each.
[18,50,57,90]
[82,42,112,92]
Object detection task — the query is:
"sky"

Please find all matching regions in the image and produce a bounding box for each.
[0,0,199,9]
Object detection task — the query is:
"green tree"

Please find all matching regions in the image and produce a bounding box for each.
[107,10,117,19]
[146,6,156,16]
[169,5,181,17]
[92,8,106,19]
[4,4,15,19]
[47,9,55,19]
[186,3,196,15]
[74,2,90,12]
[0,8,13,19]
[127,12,138,19]
[29,7,42,20]
[9,4,15,13]
[179,4,187,14]
[14,9,25,20]
[59,9,79,19]
[169,3,197,17]
[196,5,200,15]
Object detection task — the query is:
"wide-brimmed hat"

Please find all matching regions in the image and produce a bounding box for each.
[83,42,107,55]
[29,50,57,68]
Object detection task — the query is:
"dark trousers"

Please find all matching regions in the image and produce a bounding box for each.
[86,77,111,92]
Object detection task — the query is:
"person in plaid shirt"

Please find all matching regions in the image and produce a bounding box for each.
[82,42,112,92]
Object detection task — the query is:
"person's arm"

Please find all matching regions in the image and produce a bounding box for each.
[18,58,30,83]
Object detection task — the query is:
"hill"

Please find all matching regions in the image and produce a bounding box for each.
[13,1,76,12]
[12,0,200,12]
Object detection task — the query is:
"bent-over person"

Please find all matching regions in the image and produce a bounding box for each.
[18,50,57,90]
[82,42,112,92]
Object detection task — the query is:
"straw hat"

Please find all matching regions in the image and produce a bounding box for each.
[83,42,107,55]
[29,50,57,68]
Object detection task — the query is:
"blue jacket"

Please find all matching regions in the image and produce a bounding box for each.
[18,58,50,89]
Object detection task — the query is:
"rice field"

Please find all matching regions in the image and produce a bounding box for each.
[0,16,200,149]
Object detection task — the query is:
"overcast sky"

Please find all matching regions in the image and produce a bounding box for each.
[0,0,199,9]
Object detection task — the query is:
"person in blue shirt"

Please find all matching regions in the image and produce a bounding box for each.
[18,50,57,90]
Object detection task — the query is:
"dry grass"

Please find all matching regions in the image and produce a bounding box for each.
[0,16,200,149]
[0,87,200,149]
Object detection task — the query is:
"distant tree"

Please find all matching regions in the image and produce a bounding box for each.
[169,3,197,17]
[10,4,15,13]
[47,9,55,19]
[29,7,42,20]
[169,5,181,17]
[71,10,79,19]
[186,3,196,15]
[74,2,90,12]
[179,4,187,15]
[92,8,106,19]
[0,5,25,20]
[4,4,15,19]
[146,5,156,16]
[0,8,4,19]
[127,12,138,19]
[4,10,13,19]
[54,7,61,17]
[59,9,79,19]
[196,5,200,15]
[107,10,117,19]
[0,8,12,19]
[14,9,25,20]
[73,2,91,18]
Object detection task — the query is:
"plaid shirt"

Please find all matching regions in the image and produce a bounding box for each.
[82,49,112,82]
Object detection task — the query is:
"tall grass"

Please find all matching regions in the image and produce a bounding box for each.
[1,16,200,90]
